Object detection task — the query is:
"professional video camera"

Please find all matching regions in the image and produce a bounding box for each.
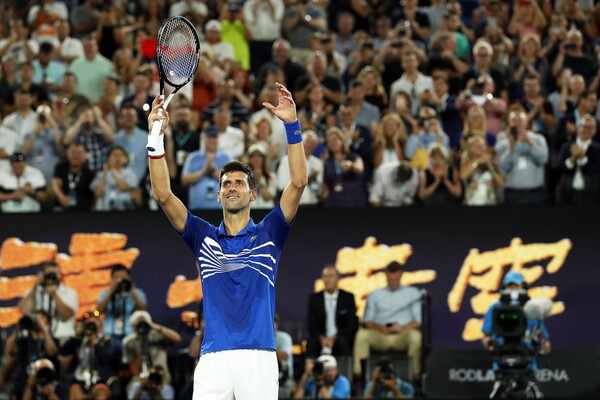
[35,365,55,386]
[488,290,552,399]
[135,321,151,336]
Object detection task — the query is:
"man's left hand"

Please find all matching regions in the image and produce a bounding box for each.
[262,83,297,123]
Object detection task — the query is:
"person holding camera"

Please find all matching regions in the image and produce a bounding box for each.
[404,106,450,161]
[5,311,59,400]
[363,360,415,399]
[22,359,60,400]
[293,355,351,399]
[121,311,181,386]
[96,264,147,355]
[495,109,549,205]
[18,261,78,343]
[127,366,174,400]
[58,311,114,400]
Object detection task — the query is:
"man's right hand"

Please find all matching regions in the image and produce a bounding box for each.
[147,95,170,134]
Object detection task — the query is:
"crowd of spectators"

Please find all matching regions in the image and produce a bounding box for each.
[2,0,600,213]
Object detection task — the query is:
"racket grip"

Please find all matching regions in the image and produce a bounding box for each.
[147,118,164,152]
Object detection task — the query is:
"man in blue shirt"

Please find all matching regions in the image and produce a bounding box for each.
[353,261,422,382]
[113,105,150,186]
[181,126,232,210]
[147,82,307,400]
[294,355,351,399]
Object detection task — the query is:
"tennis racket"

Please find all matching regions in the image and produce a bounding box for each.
[147,16,200,152]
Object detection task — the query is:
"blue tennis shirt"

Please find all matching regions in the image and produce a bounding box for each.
[180,205,292,355]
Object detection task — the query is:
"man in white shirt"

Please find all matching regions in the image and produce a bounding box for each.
[0,20,39,65]
[210,108,245,160]
[27,0,69,44]
[0,152,47,212]
[0,125,20,171]
[200,20,235,71]
[18,260,79,343]
[370,161,420,207]
[51,20,84,67]
[1,88,38,148]
[556,114,600,204]
[243,0,285,75]
[389,50,434,116]
[277,130,323,205]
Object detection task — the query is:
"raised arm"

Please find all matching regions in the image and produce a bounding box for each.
[147,95,188,234]
[262,83,307,223]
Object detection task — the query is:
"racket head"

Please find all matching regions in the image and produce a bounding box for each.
[156,16,201,90]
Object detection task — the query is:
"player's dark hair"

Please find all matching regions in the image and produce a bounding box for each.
[219,161,256,190]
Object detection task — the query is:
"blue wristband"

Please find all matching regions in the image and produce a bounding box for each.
[284,120,303,144]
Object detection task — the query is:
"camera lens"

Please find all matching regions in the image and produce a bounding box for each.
[136,321,151,336]
[36,367,55,386]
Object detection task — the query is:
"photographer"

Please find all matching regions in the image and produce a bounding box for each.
[128,366,174,400]
[122,311,181,386]
[58,311,114,400]
[404,106,450,161]
[364,360,415,399]
[22,359,59,400]
[5,311,58,400]
[96,264,147,347]
[293,355,351,399]
[18,261,78,343]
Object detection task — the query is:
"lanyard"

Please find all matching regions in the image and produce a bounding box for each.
[68,171,82,190]
[174,131,192,148]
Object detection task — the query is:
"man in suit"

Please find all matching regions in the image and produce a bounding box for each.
[557,115,600,204]
[306,265,358,357]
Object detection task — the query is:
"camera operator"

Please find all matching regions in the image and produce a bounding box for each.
[17,261,79,343]
[5,311,58,400]
[128,366,174,400]
[293,355,351,399]
[58,311,115,400]
[96,264,147,352]
[122,311,181,386]
[22,358,59,400]
[363,360,415,399]
[404,106,450,161]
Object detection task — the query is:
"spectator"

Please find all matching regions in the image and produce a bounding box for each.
[96,264,147,349]
[70,0,99,39]
[427,31,469,96]
[556,115,600,204]
[555,90,600,153]
[370,160,420,207]
[244,142,277,209]
[422,0,448,35]
[517,75,556,138]
[372,113,408,169]
[337,104,374,179]
[169,0,208,24]
[274,314,295,398]
[319,32,347,80]
[353,261,422,382]
[555,0,597,41]
[363,359,415,399]
[509,34,550,102]
[122,310,181,385]
[58,312,115,400]
[417,144,463,205]
[334,12,356,58]
[19,105,62,183]
[471,0,510,38]
[255,39,306,94]
[389,50,434,116]
[551,29,596,84]
[495,110,549,205]
[0,19,39,65]
[0,123,20,171]
[68,34,115,102]
[2,88,39,148]
[17,261,79,342]
[202,78,250,132]
[52,142,96,211]
[282,0,327,51]
[507,0,547,39]
[127,366,174,400]
[294,51,343,107]
[373,16,392,51]
[307,265,358,357]
[0,58,18,112]
[243,0,285,76]
[95,75,122,130]
[405,107,450,161]
[0,152,48,213]
[5,61,50,113]
[111,47,140,99]
[211,107,246,160]
[19,357,60,400]
[293,355,351,399]
[539,13,568,64]
[322,127,367,207]
[346,80,381,130]
[462,40,507,102]
[113,104,148,185]
[390,0,431,43]
[357,67,388,113]
[90,145,140,211]
[32,42,65,96]
[423,72,462,148]
[456,105,497,151]
[298,84,331,138]
[220,2,251,71]
[51,20,84,67]
[200,20,235,73]
[55,72,91,126]
[460,136,504,206]
[276,130,324,206]
[457,75,507,136]
[119,71,154,131]
[63,105,114,173]
[27,0,68,45]
[181,126,233,210]
[439,7,474,56]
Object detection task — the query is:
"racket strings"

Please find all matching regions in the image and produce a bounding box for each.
[159,22,199,86]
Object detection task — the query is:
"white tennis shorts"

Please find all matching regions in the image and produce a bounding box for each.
[193,349,278,400]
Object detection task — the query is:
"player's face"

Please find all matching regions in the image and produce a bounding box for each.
[218,171,256,213]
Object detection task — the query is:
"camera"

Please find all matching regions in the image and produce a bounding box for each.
[510,126,518,139]
[41,272,59,287]
[418,117,431,128]
[38,113,46,123]
[135,321,151,336]
[83,321,97,336]
[312,361,324,376]
[148,371,162,386]
[391,41,404,48]
[471,81,486,96]
[35,366,55,386]
[116,277,132,293]
[379,364,395,381]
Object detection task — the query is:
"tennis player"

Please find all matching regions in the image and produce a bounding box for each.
[147,82,306,399]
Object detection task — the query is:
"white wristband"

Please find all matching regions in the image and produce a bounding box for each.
[147,135,165,158]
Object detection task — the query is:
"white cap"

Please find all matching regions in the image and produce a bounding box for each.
[317,354,337,369]
[130,310,152,328]
[205,19,222,32]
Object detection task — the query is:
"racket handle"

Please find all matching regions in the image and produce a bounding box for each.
[147,113,164,152]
